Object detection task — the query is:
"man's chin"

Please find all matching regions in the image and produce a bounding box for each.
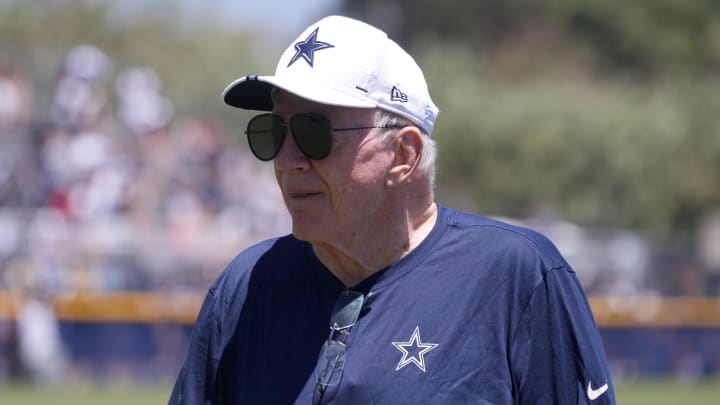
[290,225,314,242]
[291,224,328,245]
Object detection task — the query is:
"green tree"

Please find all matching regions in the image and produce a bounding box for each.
[343,0,720,75]
[341,0,720,241]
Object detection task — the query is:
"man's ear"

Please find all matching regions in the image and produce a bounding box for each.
[386,127,423,187]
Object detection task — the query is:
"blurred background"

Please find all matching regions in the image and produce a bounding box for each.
[0,0,719,403]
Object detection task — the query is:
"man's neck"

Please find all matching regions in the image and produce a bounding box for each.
[312,202,438,287]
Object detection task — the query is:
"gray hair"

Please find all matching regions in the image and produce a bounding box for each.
[373,109,437,190]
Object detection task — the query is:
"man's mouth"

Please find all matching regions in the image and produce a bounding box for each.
[288,191,322,199]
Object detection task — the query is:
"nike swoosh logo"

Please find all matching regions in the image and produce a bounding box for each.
[587,381,609,400]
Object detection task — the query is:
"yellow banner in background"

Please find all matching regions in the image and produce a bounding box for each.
[0,291,202,324]
[1,291,719,327]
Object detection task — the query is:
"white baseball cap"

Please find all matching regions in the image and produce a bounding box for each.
[222,15,439,135]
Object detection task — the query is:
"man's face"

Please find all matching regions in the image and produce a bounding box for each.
[272,92,395,245]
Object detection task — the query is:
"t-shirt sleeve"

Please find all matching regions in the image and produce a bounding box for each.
[167,239,275,404]
[510,266,616,404]
[168,287,222,405]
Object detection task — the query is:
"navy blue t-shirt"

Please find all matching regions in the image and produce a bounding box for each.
[170,205,615,404]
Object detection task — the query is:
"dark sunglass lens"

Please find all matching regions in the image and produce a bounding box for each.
[246,114,284,161]
[292,113,333,160]
[330,291,364,330]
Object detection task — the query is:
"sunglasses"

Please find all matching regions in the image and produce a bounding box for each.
[315,290,365,394]
[245,112,405,161]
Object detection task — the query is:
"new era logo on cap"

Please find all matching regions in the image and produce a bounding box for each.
[391,86,408,103]
[222,15,439,135]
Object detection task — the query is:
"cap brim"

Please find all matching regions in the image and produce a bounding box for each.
[222,76,274,111]
[222,75,377,111]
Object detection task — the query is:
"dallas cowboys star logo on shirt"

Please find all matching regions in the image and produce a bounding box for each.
[392,326,439,372]
[287,27,334,67]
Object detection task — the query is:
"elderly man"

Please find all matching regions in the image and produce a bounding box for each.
[170,15,615,404]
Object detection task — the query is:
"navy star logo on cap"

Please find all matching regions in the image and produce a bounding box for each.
[287,27,334,68]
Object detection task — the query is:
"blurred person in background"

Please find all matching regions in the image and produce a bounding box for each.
[0,62,32,135]
[0,61,41,208]
[17,285,69,383]
[0,312,21,383]
[170,15,614,404]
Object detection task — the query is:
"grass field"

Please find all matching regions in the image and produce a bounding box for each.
[1,379,719,404]
[0,382,172,405]
[616,379,720,404]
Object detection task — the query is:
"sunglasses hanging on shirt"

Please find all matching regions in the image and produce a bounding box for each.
[315,290,365,392]
[245,112,405,161]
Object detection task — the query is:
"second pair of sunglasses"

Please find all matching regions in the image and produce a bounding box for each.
[245,112,405,161]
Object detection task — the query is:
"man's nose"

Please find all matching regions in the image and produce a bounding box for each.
[274,131,310,172]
